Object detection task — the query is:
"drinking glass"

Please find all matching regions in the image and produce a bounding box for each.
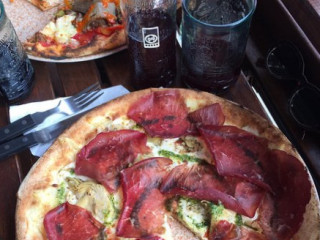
[0,0,34,103]
[181,0,256,94]
[120,0,177,90]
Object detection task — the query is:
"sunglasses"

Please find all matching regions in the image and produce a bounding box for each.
[266,41,320,133]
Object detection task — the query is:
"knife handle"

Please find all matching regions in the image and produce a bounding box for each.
[0,134,37,160]
[0,115,37,143]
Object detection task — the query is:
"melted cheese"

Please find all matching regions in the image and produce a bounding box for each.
[40,14,77,44]
[40,21,56,39]
[55,15,77,44]
[177,198,209,239]
[56,163,121,226]
[159,215,174,240]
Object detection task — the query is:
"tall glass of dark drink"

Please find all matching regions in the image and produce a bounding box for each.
[121,0,176,89]
[0,1,34,103]
[181,0,256,94]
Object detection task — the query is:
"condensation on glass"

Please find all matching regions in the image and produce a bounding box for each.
[0,1,34,103]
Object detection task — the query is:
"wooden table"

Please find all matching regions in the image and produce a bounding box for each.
[0,47,273,240]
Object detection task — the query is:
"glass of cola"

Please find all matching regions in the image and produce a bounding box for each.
[120,0,177,89]
[181,0,256,94]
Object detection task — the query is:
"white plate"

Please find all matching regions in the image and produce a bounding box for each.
[3,0,127,62]
[28,45,127,63]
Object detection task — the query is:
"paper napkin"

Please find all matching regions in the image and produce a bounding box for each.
[9,85,130,157]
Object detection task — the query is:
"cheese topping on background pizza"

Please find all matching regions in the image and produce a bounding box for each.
[23,0,126,58]
[41,14,77,44]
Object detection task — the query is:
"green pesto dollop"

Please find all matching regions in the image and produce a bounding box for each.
[158,149,202,163]
[209,202,225,220]
[55,10,65,18]
[56,182,66,204]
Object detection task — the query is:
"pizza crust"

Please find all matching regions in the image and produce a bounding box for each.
[24,29,126,59]
[65,30,126,58]
[16,88,320,240]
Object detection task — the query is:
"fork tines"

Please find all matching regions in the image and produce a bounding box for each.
[74,82,101,100]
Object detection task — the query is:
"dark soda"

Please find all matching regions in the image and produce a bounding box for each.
[127,9,176,89]
[182,0,252,94]
[182,58,241,93]
[0,39,34,103]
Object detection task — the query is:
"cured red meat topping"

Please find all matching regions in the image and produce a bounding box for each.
[116,157,172,238]
[209,220,236,240]
[160,162,265,218]
[187,103,225,135]
[189,103,225,126]
[138,236,164,240]
[198,125,271,191]
[258,150,312,240]
[239,228,267,240]
[127,90,191,138]
[44,202,104,240]
[75,130,149,192]
[209,220,267,240]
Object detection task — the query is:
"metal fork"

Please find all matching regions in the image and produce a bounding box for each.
[0,83,103,143]
[49,82,103,116]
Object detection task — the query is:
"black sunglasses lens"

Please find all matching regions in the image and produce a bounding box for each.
[290,86,320,129]
[267,43,304,80]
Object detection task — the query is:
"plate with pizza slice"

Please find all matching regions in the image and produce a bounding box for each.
[16,88,320,240]
[3,0,127,62]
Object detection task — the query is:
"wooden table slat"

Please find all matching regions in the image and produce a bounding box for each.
[0,158,21,240]
[21,61,55,104]
[56,62,101,96]
[99,50,133,91]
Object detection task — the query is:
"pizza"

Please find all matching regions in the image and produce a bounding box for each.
[16,88,320,240]
[23,0,126,58]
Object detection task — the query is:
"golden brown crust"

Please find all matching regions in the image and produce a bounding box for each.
[16,88,320,240]
[65,30,126,58]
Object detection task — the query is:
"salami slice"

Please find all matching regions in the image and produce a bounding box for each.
[127,90,191,138]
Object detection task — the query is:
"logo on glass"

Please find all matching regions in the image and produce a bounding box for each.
[142,27,160,48]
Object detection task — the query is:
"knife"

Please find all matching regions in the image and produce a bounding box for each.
[0,105,61,144]
[0,114,82,161]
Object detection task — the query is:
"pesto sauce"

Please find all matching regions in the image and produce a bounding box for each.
[56,182,66,204]
[177,197,209,230]
[158,149,202,163]
[209,202,225,220]
[191,218,209,229]
[103,194,120,226]
[55,10,65,17]
[235,214,243,226]
[69,168,75,175]
[132,124,142,130]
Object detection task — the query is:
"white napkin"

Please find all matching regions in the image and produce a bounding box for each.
[9,85,130,157]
